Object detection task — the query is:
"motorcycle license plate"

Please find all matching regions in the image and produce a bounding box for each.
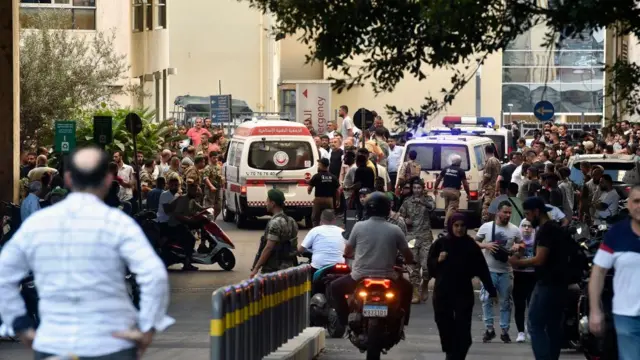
[363,304,388,318]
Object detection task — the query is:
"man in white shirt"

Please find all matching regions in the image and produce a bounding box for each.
[511,150,536,188]
[594,174,620,224]
[157,176,180,226]
[326,121,337,139]
[0,147,172,360]
[114,151,135,202]
[386,137,404,188]
[339,105,354,139]
[298,209,345,272]
[158,149,172,178]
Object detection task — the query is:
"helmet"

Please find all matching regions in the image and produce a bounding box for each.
[365,191,391,218]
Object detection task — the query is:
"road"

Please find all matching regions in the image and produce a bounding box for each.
[0,219,583,360]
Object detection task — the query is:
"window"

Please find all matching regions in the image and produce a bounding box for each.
[20,0,96,30]
[404,144,470,171]
[157,0,166,28]
[570,161,635,185]
[474,145,485,171]
[227,142,237,167]
[280,90,296,118]
[145,0,153,30]
[234,143,244,167]
[248,141,314,170]
[133,0,143,31]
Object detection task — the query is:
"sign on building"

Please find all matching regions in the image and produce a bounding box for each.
[295,82,332,135]
[210,95,232,124]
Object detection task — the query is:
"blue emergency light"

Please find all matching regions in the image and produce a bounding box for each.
[442,116,496,128]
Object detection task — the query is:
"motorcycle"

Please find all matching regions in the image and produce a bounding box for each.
[143,209,237,270]
[346,258,408,360]
[308,258,351,338]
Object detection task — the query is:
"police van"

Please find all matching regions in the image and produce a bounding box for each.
[395,135,496,226]
[221,120,319,228]
[429,116,513,160]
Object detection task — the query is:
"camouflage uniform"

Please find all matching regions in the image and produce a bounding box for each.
[261,211,299,273]
[397,160,422,187]
[387,212,407,237]
[163,168,182,190]
[399,194,435,302]
[139,169,155,188]
[183,165,202,187]
[202,162,223,210]
[481,156,501,222]
[220,138,229,155]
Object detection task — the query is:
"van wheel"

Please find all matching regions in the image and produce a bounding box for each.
[222,195,234,222]
[235,212,248,229]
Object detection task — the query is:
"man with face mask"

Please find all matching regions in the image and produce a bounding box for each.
[593,174,620,225]
[509,197,570,360]
[399,177,435,303]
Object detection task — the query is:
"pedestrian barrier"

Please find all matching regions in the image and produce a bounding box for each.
[210,264,313,360]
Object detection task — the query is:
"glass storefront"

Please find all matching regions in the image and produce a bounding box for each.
[502,25,605,115]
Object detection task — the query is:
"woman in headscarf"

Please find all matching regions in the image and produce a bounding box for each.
[427,213,497,360]
[512,218,537,343]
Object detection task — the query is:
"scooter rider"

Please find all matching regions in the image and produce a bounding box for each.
[331,192,415,327]
[165,181,205,271]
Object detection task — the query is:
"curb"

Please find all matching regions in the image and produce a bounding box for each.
[263,327,326,360]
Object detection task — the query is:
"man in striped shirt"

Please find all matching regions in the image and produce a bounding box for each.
[0,147,173,360]
[589,185,640,360]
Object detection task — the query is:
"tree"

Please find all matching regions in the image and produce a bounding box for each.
[20,10,133,149]
[242,0,640,125]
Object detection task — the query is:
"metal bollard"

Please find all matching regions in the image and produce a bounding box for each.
[242,282,251,360]
[267,274,277,354]
[210,289,225,360]
[234,284,244,360]
[304,265,311,327]
[223,288,234,360]
[283,269,291,340]
[275,271,285,347]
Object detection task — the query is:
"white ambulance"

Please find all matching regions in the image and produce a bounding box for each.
[221,120,319,228]
[396,135,496,226]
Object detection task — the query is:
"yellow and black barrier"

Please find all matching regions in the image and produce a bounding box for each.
[210,264,313,360]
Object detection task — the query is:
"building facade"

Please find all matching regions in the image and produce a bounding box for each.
[19,0,173,120]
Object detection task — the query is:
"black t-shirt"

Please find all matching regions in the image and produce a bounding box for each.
[309,171,339,197]
[439,165,466,189]
[534,220,569,285]
[354,166,375,190]
[500,163,517,184]
[329,149,343,178]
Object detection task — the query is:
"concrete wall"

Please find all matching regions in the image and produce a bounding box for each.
[168,0,276,112]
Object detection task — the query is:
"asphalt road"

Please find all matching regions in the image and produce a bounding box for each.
[0,219,583,360]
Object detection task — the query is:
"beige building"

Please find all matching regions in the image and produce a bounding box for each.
[168,1,614,129]
[19,0,174,120]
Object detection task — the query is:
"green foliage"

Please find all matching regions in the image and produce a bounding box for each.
[75,108,185,163]
[241,0,640,125]
[20,9,131,149]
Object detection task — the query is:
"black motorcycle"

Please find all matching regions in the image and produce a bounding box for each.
[308,259,351,338]
[346,259,408,360]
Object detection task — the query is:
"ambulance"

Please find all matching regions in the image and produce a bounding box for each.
[396,135,496,226]
[221,120,319,228]
[429,116,514,161]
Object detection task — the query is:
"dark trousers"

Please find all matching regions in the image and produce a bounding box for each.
[513,271,536,333]
[330,275,413,326]
[433,289,474,360]
[35,348,137,360]
[528,282,566,360]
[389,172,398,191]
[169,224,196,261]
[312,197,334,227]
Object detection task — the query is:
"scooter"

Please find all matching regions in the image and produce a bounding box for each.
[308,256,351,338]
[159,209,236,270]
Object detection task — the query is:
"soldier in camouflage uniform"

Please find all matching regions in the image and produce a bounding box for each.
[183,156,205,190]
[398,177,435,304]
[397,150,422,189]
[250,189,299,277]
[482,145,502,222]
[385,192,407,236]
[202,152,223,219]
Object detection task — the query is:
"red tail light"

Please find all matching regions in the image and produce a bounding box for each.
[468,190,479,200]
[335,263,349,271]
[364,279,391,288]
[240,186,247,195]
[297,180,308,186]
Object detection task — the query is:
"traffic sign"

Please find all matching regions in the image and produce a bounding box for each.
[54,121,76,154]
[210,95,232,124]
[533,100,555,121]
[125,113,143,135]
[93,116,113,146]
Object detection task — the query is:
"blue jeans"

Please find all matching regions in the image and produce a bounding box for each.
[480,271,513,330]
[528,282,566,360]
[614,314,640,360]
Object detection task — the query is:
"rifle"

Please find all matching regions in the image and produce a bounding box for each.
[252,235,267,271]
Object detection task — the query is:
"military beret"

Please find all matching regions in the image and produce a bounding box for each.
[267,188,286,207]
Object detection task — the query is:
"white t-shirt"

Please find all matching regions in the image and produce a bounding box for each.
[117,164,135,201]
[301,225,346,269]
[546,204,566,222]
[156,190,178,223]
[341,116,354,137]
[319,147,330,160]
[375,164,391,189]
[476,221,522,273]
[511,164,525,187]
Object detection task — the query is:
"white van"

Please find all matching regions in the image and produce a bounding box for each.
[396,135,496,226]
[221,120,319,228]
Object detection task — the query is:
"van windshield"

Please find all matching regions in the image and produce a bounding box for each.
[570,161,636,185]
[248,141,314,170]
[404,144,470,171]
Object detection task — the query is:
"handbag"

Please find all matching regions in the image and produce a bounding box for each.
[491,221,510,263]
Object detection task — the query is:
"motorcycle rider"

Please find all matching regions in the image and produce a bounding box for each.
[399,177,435,303]
[165,181,204,271]
[250,189,299,277]
[331,192,415,327]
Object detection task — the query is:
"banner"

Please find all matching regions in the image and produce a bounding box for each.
[295,82,332,135]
